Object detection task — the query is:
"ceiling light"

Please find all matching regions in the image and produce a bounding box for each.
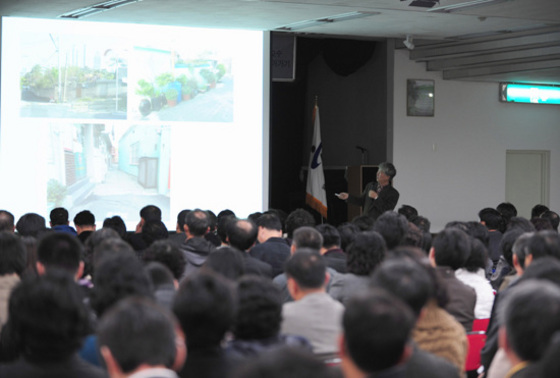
[403,35,415,50]
[429,0,510,13]
[275,11,379,31]
[59,0,142,19]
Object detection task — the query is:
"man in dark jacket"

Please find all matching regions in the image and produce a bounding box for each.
[179,209,216,279]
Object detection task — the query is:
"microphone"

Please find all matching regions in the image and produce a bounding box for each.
[355,145,367,153]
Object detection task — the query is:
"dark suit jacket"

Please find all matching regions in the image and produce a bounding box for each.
[0,354,107,378]
[249,237,291,277]
[436,266,477,332]
[347,182,399,219]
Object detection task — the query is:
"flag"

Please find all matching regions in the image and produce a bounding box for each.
[306,103,327,219]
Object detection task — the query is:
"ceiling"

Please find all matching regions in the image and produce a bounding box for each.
[1,0,560,85]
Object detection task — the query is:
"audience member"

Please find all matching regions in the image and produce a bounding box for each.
[0,211,14,233]
[531,217,553,231]
[16,213,47,238]
[398,204,418,220]
[143,239,186,281]
[478,207,504,264]
[372,211,409,249]
[531,204,549,219]
[74,210,97,244]
[102,215,127,239]
[226,218,273,278]
[129,205,162,250]
[337,222,360,252]
[145,262,177,310]
[169,209,190,246]
[202,246,245,281]
[49,207,77,235]
[36,232,84,280]
[316,224,346,273]
[351,215,374,231]
[496,202,517,232]
[0,232,27,333]
[541,210,559,232]
[179,209,216,279]
[285,208,315,240]
[249,213,291,277]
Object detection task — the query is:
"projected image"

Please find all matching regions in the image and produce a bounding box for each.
[19,32,128,120]
[130,45,233,122]
[46,123,170,222]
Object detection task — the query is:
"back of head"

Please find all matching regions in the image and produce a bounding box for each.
[499,279,560,362]
[0,231,27,276]
[432,227,471,270]
[315,224,341,249]
[49,207,69,226]
[285,209,315,239]
[541,210,559,231]
[173,271,236,349]
[186,209,210,237]
[256,213,282,231]
[227,218,257,251]
[97,297,177,373]
[372,212,409,249]
[337,222,360,252]
[234,275,282,340]
[16,213,46,237]
[527,230,560,261]
[285,250,326,290]
[512,232,534,269]
[351,215,374,232]
[463,237,489,272]
[371,258,433,318]
[141,220,169,247]
[176,209,191,231]
[0,210,15,232]
[7,270,91,363]
[102,216,127,239]
[478,207,504,231]
[73,210,95,226]
[37,232,83,275]
[411,215,431,233]
[140,205,162,222]
[521,257,560,287]
[497,202,518,226]
[466,221,490,246]
[398,205,418,221]
[203,246,245,281]
[91,254,153,317]
[143,239,185,280]
[292,226,323,251]
[217,214,235,244]
[531,204,550,219]
[531,217,553,231]
[346,231,386,276]
[343,290,415,373]
[145,261,175,288]
[500,228,525,267]
[507,217,536,233]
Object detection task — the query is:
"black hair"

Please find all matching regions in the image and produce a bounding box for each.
[410,215,431,233]
[73,210,95,226]
[315,224,341,249]
[346,231,386,276]
[500,228,524,267]
[83,228,122,277]
[227,218,257,251]
[497,202,517,225]
[351,215,374,232]
[528,230,560,261]
[256,213,282,231]
[203,247,245,281]
[285,250,326,289]
[521,257,560,287]
[93,237,136,269]
[292,226,323,250]
[186,209,210,237]
[507,217,536,233]
[432,228,471,270]
[141,220,169,247]
[0,210,15,232]
[337,222,360,252]
[512,232,533,269]
[398,204,418,221]
[372,212,409,249]
[343,290,415,373]
[90,254,153,317]
[466,221,490,247]
[37,232,83,274]
[176,209,191,231]
[233,275,282,340]
[531,204,550,219]
[371,258,433,318]
[140,205,162,222]
[16,213,46,237]
[0,231,27,275]
[264,209,288,233]
[463,237,488,272]
[97,297,177,373]
[143,239,186,280]
[217,214,235,244]
[531,217,553,231]
[145,261,175,287]
[500,280,560,362]
[49,207,69,226]
[5,270,91,363]
[285,209,315,239]
[541,210,559,232]
[102,216,127,239]
[403,222,423,248]
[172,271,236,349]
[478,207,504,231]
[207,209,218,230]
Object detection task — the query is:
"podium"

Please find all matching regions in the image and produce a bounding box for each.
[346,165,378,221]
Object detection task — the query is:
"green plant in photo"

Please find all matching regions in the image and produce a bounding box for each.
[136,79,156,98]
[47,179,67,207]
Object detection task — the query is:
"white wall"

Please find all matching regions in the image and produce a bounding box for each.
[393,49,560,232]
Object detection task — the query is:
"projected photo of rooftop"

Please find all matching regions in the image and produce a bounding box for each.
[19,31,128,120]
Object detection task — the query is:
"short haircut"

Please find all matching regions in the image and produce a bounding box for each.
[15,213,46,237]
[285,209,315,239]
[527,230,560,261]
[478,208,504,231]
[90,254,153,317]
[226,218,257,251]
[292,226,323,250]
[102,216,127,239]
[541,210,559,231]
[410,215,431,233]
[49,207,69,226]
[530,217,553,231]
[93,237,135,269]
[521,257,560,287]
[73,210,95,226]
[141,220,169,247]
[378,161,397,180]
[398,205,418,220]
[203,247,245,281]
[173,272,236,349]
[372,212,409,249]
[6,270,91,362]
[432,227,471,270]
[346,231,386,276]
[512,232,533,268]
[351,215,374,231]
[466,221,490,247]
[499,280,560,361]
[140,205,162,222]
[284,250,326,290]
[315,224,341,248]
[507,217,536,233]
[145,261,175,287]
[176,209,191,231]
[234,275,282,340]
[232,347,336,378]
[0,210,15,232]
[97,297,177,373]
[371,258,433,318]
[0,231,27,275]
[497,202,517,224]
[37,232,83,274]
[337,222,360,252]
[531,204,550,219]
[256,213,282,231]
[143,239,186,280]
[343,290,414,373]
[186,209,210,237]
[500,228,524,267]
[217,214,235,243]
[463,237,489,272]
